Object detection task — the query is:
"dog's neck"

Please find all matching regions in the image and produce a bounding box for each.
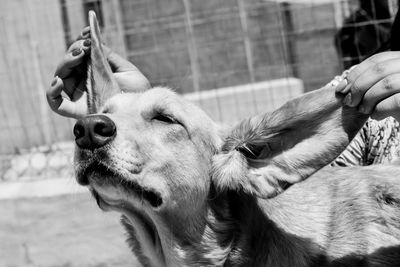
[164,203,235,266]
[120,190,330,267]
[120,194,236,266]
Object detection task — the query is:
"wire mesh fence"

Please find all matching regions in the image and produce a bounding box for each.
[0,0,398,181]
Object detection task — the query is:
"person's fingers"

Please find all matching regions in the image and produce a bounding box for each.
[337,52,400,95]
[114,72,151,92]
[76,26,90,41]
[81,39,91,54]
[346,52,400,85]
[46,76,87,118]
[55,47,86,78]
[70,38,91,54]
[46,76,64,112]
[57,89,87,119]
[67,39,84,53]
[344,57,400,107]
[55,38,92,78]
[102,46,151,91]
[358,73,400,114]
[62,76,81,98]
[371,93,400,121]
[103,46,136,72]
[335,77,348,93]
[335,67,356,93]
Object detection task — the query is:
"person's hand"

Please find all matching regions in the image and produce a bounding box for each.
[335,51,400,121]
[47,27,150,119]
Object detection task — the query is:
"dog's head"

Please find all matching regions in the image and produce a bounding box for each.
[75,12,221,219]
[74,87,221,212]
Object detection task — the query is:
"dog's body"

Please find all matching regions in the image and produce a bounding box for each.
[113,161,400,267]
[227,165,400,266]
[72,12,400,267]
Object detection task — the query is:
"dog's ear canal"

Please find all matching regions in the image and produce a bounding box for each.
[212,87,369,199]
[86,11,121,114]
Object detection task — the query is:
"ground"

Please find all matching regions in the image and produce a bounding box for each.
[0,193,140,267]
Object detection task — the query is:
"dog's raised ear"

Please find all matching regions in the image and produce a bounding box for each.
[212,86,369,198]
[86,11,120,113]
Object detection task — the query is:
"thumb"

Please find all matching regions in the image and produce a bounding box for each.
[103,46,137,72]
[371,93,400,121]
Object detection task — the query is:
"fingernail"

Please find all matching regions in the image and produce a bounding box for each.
[83,39,91,47]
[341,83,352,94]
[335,79,347,92]
[72,48,82,56]
[51,76,58,86]
[344,93,352,106]
[82,27,90,34]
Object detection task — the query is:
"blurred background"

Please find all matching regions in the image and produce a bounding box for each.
[0,0,398,266]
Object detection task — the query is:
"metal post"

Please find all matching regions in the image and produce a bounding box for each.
[280,1,298,78]
[237,0,255,84]
[182,0,200,93]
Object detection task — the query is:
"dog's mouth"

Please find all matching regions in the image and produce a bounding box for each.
[78,162,163,208]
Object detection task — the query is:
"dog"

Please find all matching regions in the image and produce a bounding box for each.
[73,12,400,266]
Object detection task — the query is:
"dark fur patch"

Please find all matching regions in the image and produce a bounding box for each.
[121,216,152,267]
[374,184,400,207]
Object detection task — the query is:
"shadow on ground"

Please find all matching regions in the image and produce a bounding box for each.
[0,193,140,267]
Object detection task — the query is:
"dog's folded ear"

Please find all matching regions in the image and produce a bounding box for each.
[212,86,369,198]
[86,11,121,113]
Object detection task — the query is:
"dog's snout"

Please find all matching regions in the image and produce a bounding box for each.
[73,115,116,150]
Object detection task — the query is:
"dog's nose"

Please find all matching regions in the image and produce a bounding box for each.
[73,115,116,150]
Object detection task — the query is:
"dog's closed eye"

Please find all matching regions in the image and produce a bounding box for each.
[152,113,177,124]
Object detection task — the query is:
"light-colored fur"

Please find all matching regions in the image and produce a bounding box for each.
[75,86,400,266]
[74,11,400,267]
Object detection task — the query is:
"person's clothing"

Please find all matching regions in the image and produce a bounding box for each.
[327,70,400,166]
[333,117,400,166]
